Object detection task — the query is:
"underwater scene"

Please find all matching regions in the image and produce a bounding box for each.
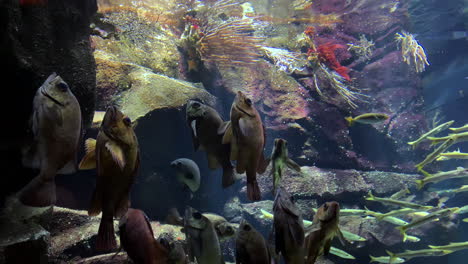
[1,0,468,263]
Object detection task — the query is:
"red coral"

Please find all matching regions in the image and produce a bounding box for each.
[316,43,351,81]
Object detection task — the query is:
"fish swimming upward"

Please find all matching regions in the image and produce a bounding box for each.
[305,201,345,264]
[79,106,140,251]
[222,91,269,201]
[270,138,301,194]
[119,208,169,264]
[236,219,271,264]
[273,187,305,264]
[20,73,82,207]
[184,206,224,264]
[186,100,236,188]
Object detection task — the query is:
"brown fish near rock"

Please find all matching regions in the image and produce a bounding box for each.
[222,91,268,201]
[236,219,271,264]
[304,201,345,264]
[20,73,82,207]
[186,100,236,188]
[273,187,305,264]
[79,106,140,251]
[119,208,169,264]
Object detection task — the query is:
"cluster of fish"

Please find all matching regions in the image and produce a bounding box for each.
[408,120,468,171]
[185,92,301,200]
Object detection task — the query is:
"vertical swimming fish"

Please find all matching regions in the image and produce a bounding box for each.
[119,208,169,264]
[186,100,235,188]
[222,91,269,201]
[79,106,140,251]
[270,138,301,194]
[184,206,224,264]
[273,187,305,264]
[236,219,271,264]
[304,202,344,264]
[20,73,82,207]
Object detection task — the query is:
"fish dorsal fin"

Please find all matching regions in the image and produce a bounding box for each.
[105,141,126,170]
[78,138,97,170]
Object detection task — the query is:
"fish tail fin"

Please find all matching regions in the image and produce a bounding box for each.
[18,174,56,207]
[247,180,261,201]
[345,117,354,126]
[221,166,236,188]
[415,180,425,190]
[88,189,102,216]
[95,214,117,252]
[369,255,377,263]
[396,226,408,242]
[366,190,375,200]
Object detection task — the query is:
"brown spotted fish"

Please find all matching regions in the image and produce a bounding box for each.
[79,106,140,251]
[304,201,344,264]
[273,187,305,264]
[222,91,268,201]
[186,100,236,188]
[20,73,81,207]
[119,208,169,264]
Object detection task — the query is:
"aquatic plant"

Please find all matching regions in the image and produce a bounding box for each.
[312,62,366,109]
[196,18,264,68]
[347,34,375,60]
[395,31,429,73]
[262,47,307,74]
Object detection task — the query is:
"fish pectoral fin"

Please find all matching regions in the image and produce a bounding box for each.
[58,160,77,174]
[286,158,301,172]
[221,122,233,144]
[105,141,126,170]
[337,229,347,246]
[238,118,252,138]
[218,121,230,135]
[323,239,332,255]
[207,153,220,169]
[256,153,269,174]
[78,138,97,170]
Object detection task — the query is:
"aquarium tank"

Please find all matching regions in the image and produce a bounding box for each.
[1,0,468,263]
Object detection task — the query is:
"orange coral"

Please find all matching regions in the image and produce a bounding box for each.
[315,43,351,81]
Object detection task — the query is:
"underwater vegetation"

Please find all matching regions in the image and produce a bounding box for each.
[395,31,430,73]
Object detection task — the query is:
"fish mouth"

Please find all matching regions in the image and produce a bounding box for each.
[41,89,65,107]
[234,104,254,117]
[101,106,118,140]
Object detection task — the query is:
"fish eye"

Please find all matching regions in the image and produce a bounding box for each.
[243,224,251,231]
[123,117,131,126]
[192,102,201,108]
[245,98,252,106]
[57,82,69,92]
[193,212,202,219]
[185,173,194,179]
[323,203,329,210]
